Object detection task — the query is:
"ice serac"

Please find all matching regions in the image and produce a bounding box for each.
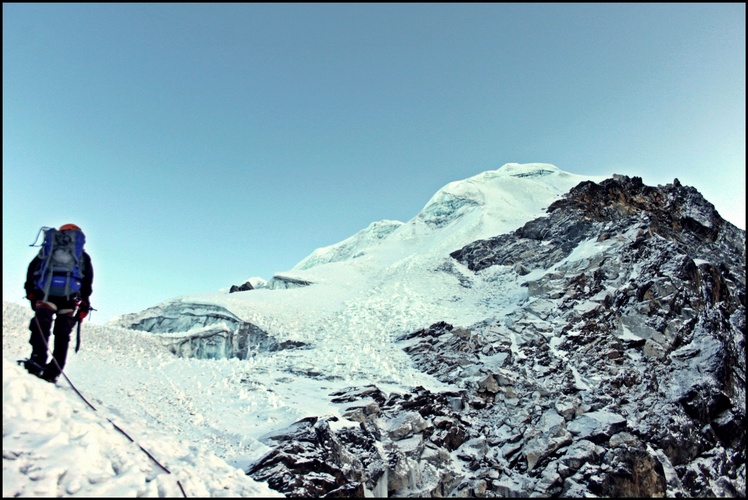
[115,301,244,333]
[113,300,306,359]
[266,274,313,290]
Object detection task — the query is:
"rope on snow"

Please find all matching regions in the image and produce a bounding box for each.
[31,315,188,497]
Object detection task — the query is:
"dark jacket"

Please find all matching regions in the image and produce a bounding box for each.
[25,251,94,300]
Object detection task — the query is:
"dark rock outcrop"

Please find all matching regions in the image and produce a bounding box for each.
[248,386,467,497]
[230,280,254,293]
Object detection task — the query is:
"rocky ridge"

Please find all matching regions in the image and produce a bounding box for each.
[247,175,746,497]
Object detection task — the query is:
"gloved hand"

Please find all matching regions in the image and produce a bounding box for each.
[27,292,37,311]
[77,300,91,321]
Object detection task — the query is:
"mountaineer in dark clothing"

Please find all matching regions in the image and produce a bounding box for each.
[24,223,94,383]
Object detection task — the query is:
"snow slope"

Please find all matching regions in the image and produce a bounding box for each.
[3,303,282,497]
[116,164,607,382]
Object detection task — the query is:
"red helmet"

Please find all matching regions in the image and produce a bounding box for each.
[59,223,81,232]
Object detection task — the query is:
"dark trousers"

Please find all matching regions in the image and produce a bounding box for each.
[29,302,78,375]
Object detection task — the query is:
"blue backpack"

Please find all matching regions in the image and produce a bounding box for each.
[32,227,87,300]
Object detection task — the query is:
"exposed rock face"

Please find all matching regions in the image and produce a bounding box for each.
[229,280,254,293]
[248,386,467,498]
[248,175,745,497]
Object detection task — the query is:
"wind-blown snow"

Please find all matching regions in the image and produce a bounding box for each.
[3,163,610,497]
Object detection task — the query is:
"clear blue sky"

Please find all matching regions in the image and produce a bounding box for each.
[3,4,745,323]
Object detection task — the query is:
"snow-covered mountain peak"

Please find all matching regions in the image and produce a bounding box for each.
[495,162,560,177]
[416,163,595,230]
[293,163,607,275]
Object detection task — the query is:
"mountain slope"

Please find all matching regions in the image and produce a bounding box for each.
[5,163,743,497]
[244,171,745,497]
[112,163,608,369]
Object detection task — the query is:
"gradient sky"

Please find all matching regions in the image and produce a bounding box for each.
[3,3,745,324]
